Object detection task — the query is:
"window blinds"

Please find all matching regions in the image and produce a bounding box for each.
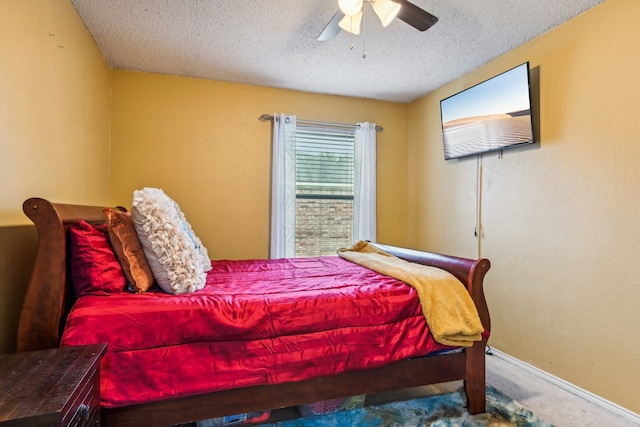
[295,126,355,200]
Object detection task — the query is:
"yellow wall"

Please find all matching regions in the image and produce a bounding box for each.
[109,71,409,259]
[0,0,111,354]
[408,0,639,414]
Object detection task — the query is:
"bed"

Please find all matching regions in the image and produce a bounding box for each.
[17,197,491,427]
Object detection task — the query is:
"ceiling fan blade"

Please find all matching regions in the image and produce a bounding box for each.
[317,10,345,41]
[395,0,438,31]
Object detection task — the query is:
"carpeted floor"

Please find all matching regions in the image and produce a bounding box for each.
[265,385,554,427]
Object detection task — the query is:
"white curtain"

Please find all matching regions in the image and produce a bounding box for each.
[353,122,377,242]
[270,114,296,259]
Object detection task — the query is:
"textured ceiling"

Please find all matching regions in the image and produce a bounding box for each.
[70,0,604,103]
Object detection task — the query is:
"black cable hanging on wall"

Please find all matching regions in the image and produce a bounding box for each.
[475,153,484,259]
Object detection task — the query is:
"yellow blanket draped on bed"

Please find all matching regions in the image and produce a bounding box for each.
[337,241,484,347]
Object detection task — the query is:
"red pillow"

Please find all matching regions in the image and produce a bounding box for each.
[69,220,126,296]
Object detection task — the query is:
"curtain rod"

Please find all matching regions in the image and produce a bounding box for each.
[258,114,383,132]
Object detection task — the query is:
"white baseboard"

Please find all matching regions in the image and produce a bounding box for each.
[489,348,640,424]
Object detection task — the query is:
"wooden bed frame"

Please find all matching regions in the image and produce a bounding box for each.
[17,197,491,427]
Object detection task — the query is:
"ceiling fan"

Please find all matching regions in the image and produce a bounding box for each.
[317,0,438,42]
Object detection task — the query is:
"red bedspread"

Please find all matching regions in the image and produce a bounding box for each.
[61,256,454,408]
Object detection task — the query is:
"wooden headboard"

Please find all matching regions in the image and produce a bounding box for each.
[18,198,123,352]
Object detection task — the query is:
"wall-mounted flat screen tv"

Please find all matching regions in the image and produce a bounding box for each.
[440,62,534,160]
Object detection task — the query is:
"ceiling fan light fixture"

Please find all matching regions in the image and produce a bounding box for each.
[372,0,401,27]
[338,10,363,34]
[338,0,363,16]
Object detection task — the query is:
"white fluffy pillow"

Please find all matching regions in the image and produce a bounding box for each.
[131,187,211,294]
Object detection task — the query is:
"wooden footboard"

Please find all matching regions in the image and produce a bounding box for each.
[17,197,491,426]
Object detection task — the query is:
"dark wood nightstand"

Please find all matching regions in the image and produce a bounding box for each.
[0,343,106,426]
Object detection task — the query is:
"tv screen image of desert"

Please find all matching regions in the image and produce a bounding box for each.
[441,63,533,160]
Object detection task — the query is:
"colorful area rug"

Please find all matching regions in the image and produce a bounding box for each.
[269,385,554,427]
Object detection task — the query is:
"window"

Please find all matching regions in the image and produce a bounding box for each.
[295,125,355,256]
[270,115,376,259]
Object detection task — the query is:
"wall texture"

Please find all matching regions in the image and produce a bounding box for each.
[109,71,409,259]
[0,0,111,354]
[408,0,639,414]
